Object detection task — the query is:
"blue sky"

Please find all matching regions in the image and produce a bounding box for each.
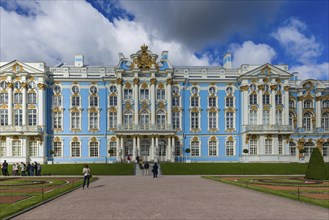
[0,0,328,80]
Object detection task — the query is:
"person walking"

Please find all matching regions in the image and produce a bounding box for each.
[82,164,91,189]
[20,162,26,176]
[2,160,8,176]
[144,161,150,176]
[152,162,158,178]
[37,163,42,176]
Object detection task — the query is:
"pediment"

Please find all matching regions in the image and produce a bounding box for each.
[238,64,292,81]
[0,60,45,74]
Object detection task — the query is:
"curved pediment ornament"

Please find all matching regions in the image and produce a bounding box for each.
[131,44,158,71]
[240,85,249,91]
[303,81,314,93]
[116,78,122,85]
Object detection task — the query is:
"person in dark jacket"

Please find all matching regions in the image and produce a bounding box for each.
[152,163,158,178]
[144,161,150,176]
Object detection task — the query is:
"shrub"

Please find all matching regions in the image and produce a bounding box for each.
[305,148,329,180]
[185,148,190,154]
[243,149,249,154]
[299,149,306,154]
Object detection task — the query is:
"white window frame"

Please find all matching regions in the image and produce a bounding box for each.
[208,140,217,156]
[249,110,257,125]
[53,111,63,129]
[109,111,117,129]
[173,111,180,129]
[191,112,199,130]
[14,109,23,126]
[225,140,234,156]
[208,112,217,130]
[226,112,234,129]
[89,141,99,157]
[0,109,8,126]
[89,112,99,130]
[0,93,8,104]
[54,141,62,157]
[29,141,38,157]
[265,139,272,154]
[28,109,37,126]
[191,140,200,157]
[12,140,22,157]
[249,139,257,155]
[71,112,81,130]
[71,141,81,157]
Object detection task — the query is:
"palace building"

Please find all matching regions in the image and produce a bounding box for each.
[0,45,328,164]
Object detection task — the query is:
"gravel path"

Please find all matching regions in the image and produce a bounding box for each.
[12,176,329,220]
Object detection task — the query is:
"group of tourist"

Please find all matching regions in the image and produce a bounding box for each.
[1,160,42,176]
[136,156,158,178]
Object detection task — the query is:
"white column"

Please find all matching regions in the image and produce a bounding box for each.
[167,136,171,161]
[120,136,124,160]
[167,78,172,126]
[22,138,27,158]
[151,136,154,161]
[284,89,289,125]
[117,79,123,126]
[258,92,263,125]
[259,136,264,155]
[242,89,248,125]
[150,77,156,125]
[316,92,321,128]
[40,136,45,163]
[172,137,175,158]
[133,136,136,160]
[273,136,278,154]
[137,136,140,157]
[37,83,46,127]
[134,78,139,125]
[22,83,27,126]
[270,90,276,125]
[8,82,13,125]
[297,92,303,128]
[116,137,120,161]
[155,136,159,162]
[6,137,12,156]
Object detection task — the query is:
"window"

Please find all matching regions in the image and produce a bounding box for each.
[191,97,199,107]
[209,87,216,94]
[109,96,117,106]
[278,140,283,155]
[191,87,198,94]
[109,85,117,93]
[209,112,217,129]
[249,94,257,105]
[323,143,328,156]
[323,100,329,108]
[140,89,149,100]
[289,142,296,156]
[158,140,166,156]
[304,142,315,156]
[124,110,133,125]
[71,86,79,93]
[109,142,117,156]
[89,96,98,107]
[191,141,200,156]
[250,84,257,91]
[89,112,99,130]
[0,141,6,157]
[140,110,149,127]
[53,112,62,129]
[289,113,294,127]
[0,93,8,104]
[72,96,80,107]
[264,84,269,91]
[89,86,97,94]
[289,100,295,108]
[191,112,199,129]
[276,84,282,91]
[172,97,180,106]
[157,88,165,100]
[263,94,270,105]
[109,112,117,129]
[124,88,133,100]
[225,97,233,107]
[157,110,166,128]
[226,141,234,156]
[276,110,282,125]
[53,96,62,107]
[249,110,257,125]
[226,87,233,94]
[54,141,62,157]
[12,140,21,156]
[175,141,181,156]
[303,113,312,131]
[304,100,312,108]
[173,112,180,129]
[14,93,22,104]
[265,139,272,154]
[322,113,329,131]
[90,141,99,157]
[141,140,150,157]
[54,85,61,94]
[29,141,37,157]
[0,109,8,126]
[71,112,81,129]
[173,86,179,95]
[209,141,217,156]
[275,94,282,105]
[14,81,21,89]
[250,140,257,155]
[0,81,7,89]
[28,109,37,126]
[14,109,22,126]
[226,112,234,129]
[71,142,80,157]
[263,110,270,125]
[209,97,217,107]
[28,93,37,104]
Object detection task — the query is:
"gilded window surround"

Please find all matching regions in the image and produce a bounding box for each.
[276,104,283,111]
[27,104,36,109]
[108,107,117,112]
[240,85,249,91]
[0,104,8,109]
[37,83,46,90]
[14,104,22,109]
[249,105,258,111]
[225,128,236,133]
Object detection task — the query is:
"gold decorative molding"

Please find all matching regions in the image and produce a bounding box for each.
[250,105,258,111]
[14,104,22,109]
[13,135,19,140]
[53,128,63,133]
[315,96,322,101]
[251,134,258,140]
[71,107,80,113]
[227,136,234,142]
[109,107,117,112]
[173,107,180,112]
[226,128,235,132]
[0,104,8,109]
[27,104,36,109]
[0,76,7,81]
[304,94,313,100]
[125,102,131,110]
[125,82,132,89]
[284,86,289,91]
[116,78,122,85]
[266,134,272,139]
[21,82,27,88]
[210,136,217,141]
[89,107,98,113]
[226,107,236,112]
[258,85,264,91]
[37,83,46,90]
[275,79,281,83]
[270,85,277,90]
[110,137,117,142]
[261,66,271,75]
[240,85,249,91]
[192,136,199,141]
[158,83,164,89]
[276,105,283,111]
[208,107,217,113]
[166,78,173,85]
[158,102,165,109]
[150,78,156,85]
[54,137,61,142]
[191,107,199,113]
[72,137,79,142]
[141,102,148,109]
[130,44,158,70]
[13,63,23,73]
[133,78,139,85]
[263,78,269,83]
[191,128,200,132]
[90,137,97,142]
[208,128,218,133]
[141,83,148,89]
[290,96,296,101]
[7,83,13,88]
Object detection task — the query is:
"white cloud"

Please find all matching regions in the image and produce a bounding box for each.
[271,17,322,64]
[230,41,276,68]
[290,63,329,80]
[0,1,210,66]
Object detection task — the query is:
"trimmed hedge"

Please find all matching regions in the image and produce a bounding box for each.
[305,148,329,180]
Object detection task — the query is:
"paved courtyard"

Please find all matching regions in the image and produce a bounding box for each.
[13,176,329,220]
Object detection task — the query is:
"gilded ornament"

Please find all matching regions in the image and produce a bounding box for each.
[158,84,164,89]
[72,137,79,142]
[27,104,36,109]
[116,78,122,85]
[166,78,173,85]
[263,78,269,83]
[266,134,272,138]
[251,135,257,139]
[263,105,270,110]
[228,136,234,142]
[141,83,148,89]
[250,105,258,111]
[284,86,289,91]
[130,44,158,70]
[240,85,249,91]
[150,78,156,85]
[14,104,22,109]
[275,79,281,83]
[54,128,63,132]
[258,85,264,91]
[90,137,97,142]
[7,83,13,88]
[0,104,8,109]
[159,102,165,109]
[110,137,117,142]
[54,137,61,142]
[0,76,6,81]
[192,136,199,141]
[12,64,23,73]
[125,83,132,89]
[276,105,283,111]
[261,66,271,75]
[37,83,46,90]
[270,85,276,90]
[210,136,217,141]
[133,78,139,85]
[173,107,180,112]
[315,96,323,102]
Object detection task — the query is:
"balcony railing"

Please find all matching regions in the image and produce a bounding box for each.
[243,125,293,132]
[116,124,173,132]
[0,126,44,133]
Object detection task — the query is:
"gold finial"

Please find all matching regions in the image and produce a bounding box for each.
[141,44,148,52]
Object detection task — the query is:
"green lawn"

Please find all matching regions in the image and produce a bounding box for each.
[160,163,318,175]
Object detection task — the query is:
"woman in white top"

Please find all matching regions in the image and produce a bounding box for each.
[82,164,91,189]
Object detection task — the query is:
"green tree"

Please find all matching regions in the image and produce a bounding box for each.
[305,148,329,180]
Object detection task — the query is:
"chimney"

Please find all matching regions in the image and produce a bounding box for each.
[74,54,84,67]
[223,52,232,69]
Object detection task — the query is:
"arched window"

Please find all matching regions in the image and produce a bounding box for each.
[158,140,166,156]
[322,113,329,131]
[71,141,80,157]
[141,140,150,157]
[289,142,296,156]
[225,97,233,107]
[263,94,270,105]
[54,141,62,157]
[191,97,199,107]
[323,100,329,108]
[89,141,99,157]
[275,94,282,105]
[225,140,234,156]
[191,140,200,156]
[289,112,294,127]
[265,139,272,154]
[140,110,150,128]
[289,100,295,108]
[249,94,257,105]
[208,140,217,156]
[123,110,133,126]
[303,113,312,131]
[304,142,315,156]
[29,141,37,157]
[157,110,166,128]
